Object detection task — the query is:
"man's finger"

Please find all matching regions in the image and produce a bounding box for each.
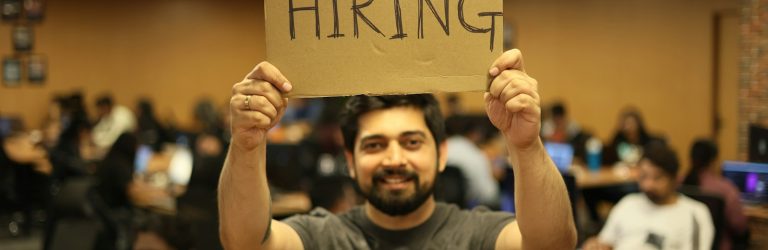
[234,80,284,111]
[488,70,527,98]
[504,94,539,115]
[244,62,293,93]
[237,111,273,129]
[489,49,525,77]
[499,82,539,105]
[234,94,278,119]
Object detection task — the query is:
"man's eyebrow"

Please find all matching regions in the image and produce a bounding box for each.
[359,131,426,143]
[359,134,387,143]
[401,131,427,138]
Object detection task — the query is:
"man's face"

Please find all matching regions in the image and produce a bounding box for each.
[96,105,111,118]
[638,159,677,205]
[345,106,446,216]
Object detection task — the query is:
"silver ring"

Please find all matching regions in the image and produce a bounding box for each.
[244,95,252,110]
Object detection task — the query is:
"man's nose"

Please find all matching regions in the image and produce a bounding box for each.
[382,142,406,167]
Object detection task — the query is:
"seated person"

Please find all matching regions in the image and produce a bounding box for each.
[682,139,748,250]
[541,101,581,143]
[445,115,500,207]
[584,143,713,250]
[607,107,663,164]
[309,175,359,214]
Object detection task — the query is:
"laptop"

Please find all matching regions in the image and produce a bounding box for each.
[722,161,768,204]
[545,142,574,173]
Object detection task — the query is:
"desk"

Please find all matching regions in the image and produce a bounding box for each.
[745,204,768,248]
[572,165,638,189]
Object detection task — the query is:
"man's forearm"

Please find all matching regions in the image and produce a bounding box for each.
[508,139,576,249]
[218,143,272,249]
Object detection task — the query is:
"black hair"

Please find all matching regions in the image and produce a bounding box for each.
[683,139,718,186]
[642,142,679,179]
[339,94,446,154]
[309,175,354,211]
[95,94,114,108]
[612,107,652,147]
[551,102,566,118]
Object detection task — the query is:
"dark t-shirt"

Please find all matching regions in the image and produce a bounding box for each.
[283,202,515,250]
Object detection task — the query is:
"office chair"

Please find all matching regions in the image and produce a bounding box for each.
[679,185,725,250]
[435,165,468,209]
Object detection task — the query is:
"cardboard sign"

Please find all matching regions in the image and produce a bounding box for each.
[265,0,503,97]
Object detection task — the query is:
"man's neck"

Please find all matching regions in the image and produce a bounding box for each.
[654,194,679,206]
[364,197,436,231]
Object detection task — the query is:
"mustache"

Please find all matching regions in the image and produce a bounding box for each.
[372,168,418,182]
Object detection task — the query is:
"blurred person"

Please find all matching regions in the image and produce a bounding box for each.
[0,130,52,236]
[541,101,581,143]
[92,133,139,250]
[40,95,67,149]
[92,94,136,155]
[133,213,195,250]
[49,92,93,181]
[136,98,172,152]
[193,98,224,136]
[94,133,138,210]
[219,50,577,249]
[445,115,500,207]
[608,107,663,164]
[682,139,748,250]
[308,175,359,214]
[584,143,713,250]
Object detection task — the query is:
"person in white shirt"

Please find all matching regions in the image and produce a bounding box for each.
[584,143,713,250]
[92,95,136,153]
[445,116,499,207]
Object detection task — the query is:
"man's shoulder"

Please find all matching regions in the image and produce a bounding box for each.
[437,202,515,226]
[677,194,710,212]
[616,193,646,206]
[283,206,362,227]
[281,206,370,250]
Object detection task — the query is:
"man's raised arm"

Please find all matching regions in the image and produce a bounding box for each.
[486,49,578,249]
[218,62,302,250]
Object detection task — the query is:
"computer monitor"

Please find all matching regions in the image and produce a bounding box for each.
[545,142,574,173]
[0,116,22,137]
[749,125,768,163]
[134,145,153,175]
[722,161,768,204]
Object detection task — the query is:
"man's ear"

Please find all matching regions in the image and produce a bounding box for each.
[438,141,448,173]
[344,150,356,178]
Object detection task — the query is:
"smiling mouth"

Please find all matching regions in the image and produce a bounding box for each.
[377,175,414,189]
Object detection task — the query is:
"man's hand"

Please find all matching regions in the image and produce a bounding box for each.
[230,62,292,151]
[485,49,541,150]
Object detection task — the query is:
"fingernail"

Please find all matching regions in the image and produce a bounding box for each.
[489,67,499,76]
[283,82,293,92]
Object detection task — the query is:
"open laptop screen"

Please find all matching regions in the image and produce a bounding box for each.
[722,161,768,204]
[545,142,574,173]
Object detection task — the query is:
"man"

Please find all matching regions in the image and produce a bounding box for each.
[92,94,136,154]
[584,143,714,250]
[541,101,582,144]
[218,49,577,249]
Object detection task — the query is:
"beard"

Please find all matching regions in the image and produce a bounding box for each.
[354,167,435,216]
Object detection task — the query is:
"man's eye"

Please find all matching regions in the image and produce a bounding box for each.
[403,139,423,149]
[363,142,385,151]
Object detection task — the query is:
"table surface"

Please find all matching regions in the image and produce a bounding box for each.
[572,165,638,189]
